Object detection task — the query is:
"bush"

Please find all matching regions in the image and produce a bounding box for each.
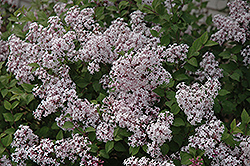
[0,0,250,165]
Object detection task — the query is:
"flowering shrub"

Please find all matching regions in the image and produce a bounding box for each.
[0,0,250,165]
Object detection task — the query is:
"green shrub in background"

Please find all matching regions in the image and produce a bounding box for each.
[0,0,250,165]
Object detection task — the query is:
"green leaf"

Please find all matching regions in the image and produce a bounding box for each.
[230,119,236,130]
[10,94,21,101]
[153,87,165,97]
[10,87,23,94]
[26,94,34,105]
[219,51,231,59]
[160,34,170,46]
[218,89,230,96]
[1,134,12,147]
[180,151,192,165]
[152,0,161,9]
[97,93,106,102]
[85,127,96,133]
[106,6,117,11]
[232,127,243,134]
[114,142,127,152]
[230,72,240,82]
[119,1,129,9]
[88,132,96,142]
[9,80,17,88]
[187,57,198,67]
[204,40,218,47]
[200,31,208,44]
[21,83,34,92]
[62,121,74,129]
[231,45,242,54]
[171,104,180,115]
[156,4,165,15]
[0,133,6,138]
[160,143,169,156]
[241,109,250,124]
[56,130,63,140]
[4,128,15,135]
[1,89,8,98]
[129,146,140,156]
[142,144,147,152]
[114,135,123,141]
[4,100,12,110]
[90,144,98,153]
[223,134,236,148]
[119,129,132,137]
[105,141,114,153]
[11,101,20,109]
[93,81,101,92]
[0,145,5,154]
[150,29,159,37]
[0,62,4,70]
[189,147,196,156]
[14,113,23,122]
[28,62,40,68]
[173,118,185,127]
[99,149,109,159]
[175,74,188,81]
[188,33,207,58]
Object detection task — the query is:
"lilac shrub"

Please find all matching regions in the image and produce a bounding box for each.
[0,0,250,165]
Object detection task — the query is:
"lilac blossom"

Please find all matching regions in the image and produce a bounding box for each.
[0,155,12,166]
[241,45,250,66]
[163,43,189,64]
[176,78,221,125]
[211,0,250,45]
[123,156,175,166]
[11,125,103,166]
[194,52,223,82]
[187,117,224,158]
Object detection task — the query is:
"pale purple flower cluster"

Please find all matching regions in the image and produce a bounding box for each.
[189,157,203,166]
[96,45,173,158]
[123,156,175,166]
[77,11,161,74]
[188,117,224,157]
[0,35,9,62]
[241,45,250,66]
[0,155,12,166]
[0,16,8,62]
[11,125,103,166]
[176,78,221,125]
[239,136,250,165]
[53,2,68,16]
[194,52,223,82]
[211,0,250,45]
[210,142,241,166]
[163,43,189,64]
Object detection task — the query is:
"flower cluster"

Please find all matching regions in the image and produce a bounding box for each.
[241,45,250,66]
[189,157,203,166]
[194,52,223,82]
[187,117,224,158]
[239,136,250,165]
[123,156,175,166]
[11,125,103,166]
[163,43,189,64]
[0,155,12,166]
[211,0,250,45]
[176,78,221,125]
[0,16,9,62]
